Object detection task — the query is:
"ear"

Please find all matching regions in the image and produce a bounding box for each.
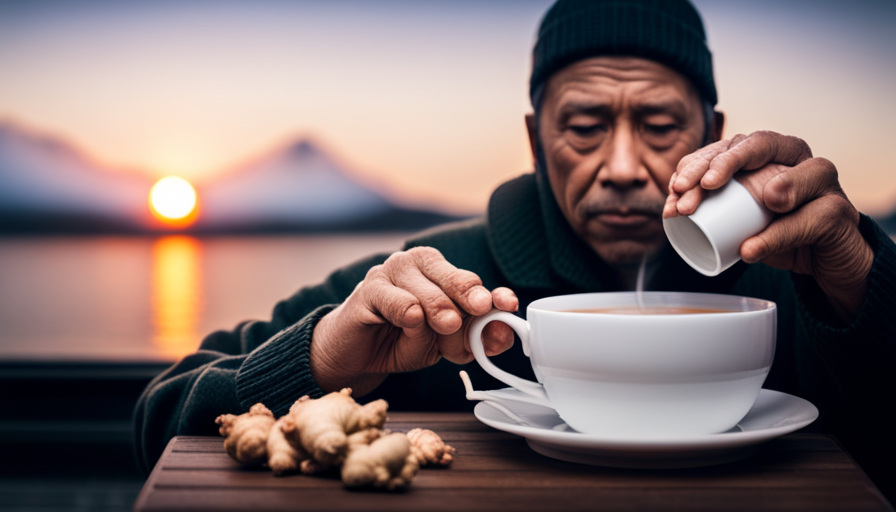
[710,110,725,143]
[525,113,538,162]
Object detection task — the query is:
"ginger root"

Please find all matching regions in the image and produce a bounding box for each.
[341,429,419,490]
[216,389,448,490]
[407,428,455,466]
[215,403,275,466]
[281,388,388,471]
[266,415,309,475]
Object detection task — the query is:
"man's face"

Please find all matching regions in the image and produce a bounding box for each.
[530,57,711,264]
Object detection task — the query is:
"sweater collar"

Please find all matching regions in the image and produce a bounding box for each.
[485,173,556,289]
[486,172,619,291]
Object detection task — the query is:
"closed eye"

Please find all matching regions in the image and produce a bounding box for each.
[643,123,679,136]
[569,124,606,136]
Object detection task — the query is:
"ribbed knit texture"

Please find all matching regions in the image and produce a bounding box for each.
[486,174,556,289]
[530,0,717,105]
[235,304,335,416]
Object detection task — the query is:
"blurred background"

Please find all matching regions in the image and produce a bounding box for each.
[1,1,894,510]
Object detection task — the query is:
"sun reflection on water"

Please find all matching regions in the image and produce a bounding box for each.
[151,235,204,359]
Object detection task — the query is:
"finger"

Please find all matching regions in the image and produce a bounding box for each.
[739,194,856,264]
[435,331,473,364]
[755,250,798,271]
[458,316,515,359]
[491,287,519,312]
[407,247,492,316]
[665,171,678,195]
[758,157,840,214]
[663,189,680,219]
[386,262,465,336]
[672,138,736,194]
[482,321,514,356]
[705,131,813,190]
[675,185,704,216]
[675,138,734,174]
[361,268,426,330]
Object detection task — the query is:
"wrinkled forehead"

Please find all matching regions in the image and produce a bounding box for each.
[538,56,702,116]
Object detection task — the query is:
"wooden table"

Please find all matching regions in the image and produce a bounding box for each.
[134,412,893,512]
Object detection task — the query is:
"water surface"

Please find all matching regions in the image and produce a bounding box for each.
[0,234,407,363]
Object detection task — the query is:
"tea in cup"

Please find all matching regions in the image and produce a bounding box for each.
[467,291,776,438]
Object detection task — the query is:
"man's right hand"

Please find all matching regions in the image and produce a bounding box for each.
[309,246,519,396]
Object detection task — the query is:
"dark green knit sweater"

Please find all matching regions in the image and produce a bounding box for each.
[134,172,896,498]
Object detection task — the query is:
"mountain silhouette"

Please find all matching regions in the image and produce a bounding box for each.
[0,121,465,233]
[0,121,154,232]
[199,140,401,230]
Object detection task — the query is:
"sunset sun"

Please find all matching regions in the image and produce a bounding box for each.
[149,176,198,227]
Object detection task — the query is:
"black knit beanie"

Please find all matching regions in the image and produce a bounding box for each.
[530,0,717,107]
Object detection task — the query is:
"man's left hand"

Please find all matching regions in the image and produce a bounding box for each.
[663,130,874,322]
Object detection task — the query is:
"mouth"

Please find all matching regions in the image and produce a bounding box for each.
[591,209,659,227]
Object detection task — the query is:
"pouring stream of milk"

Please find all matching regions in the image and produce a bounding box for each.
[636,252,648,312]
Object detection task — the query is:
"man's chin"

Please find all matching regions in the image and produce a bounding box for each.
[572,214,667,264]
[587,238,665,265]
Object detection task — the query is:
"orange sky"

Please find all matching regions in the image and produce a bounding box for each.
[1,0,894,215]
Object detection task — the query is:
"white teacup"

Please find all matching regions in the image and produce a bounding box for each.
[467,292,777,438]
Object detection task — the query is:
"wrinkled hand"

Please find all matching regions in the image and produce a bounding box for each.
[663,131,874,321]
[310,246,519,395]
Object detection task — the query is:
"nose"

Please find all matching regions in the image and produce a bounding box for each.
[597,127,647,189]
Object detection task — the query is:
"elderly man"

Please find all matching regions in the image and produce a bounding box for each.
[135,0,895,498]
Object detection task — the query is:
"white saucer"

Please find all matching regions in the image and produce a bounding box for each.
[472,388,818,469]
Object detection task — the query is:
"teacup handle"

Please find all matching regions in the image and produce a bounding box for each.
[468,310,551,405]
